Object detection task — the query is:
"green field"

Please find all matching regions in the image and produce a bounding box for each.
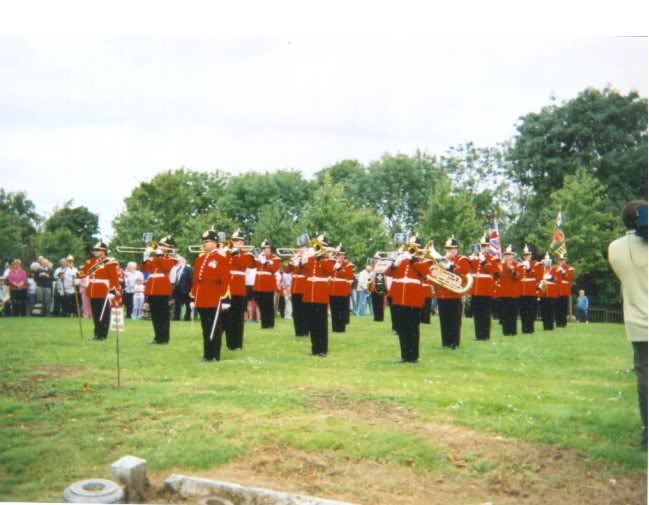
[0,314,646,504]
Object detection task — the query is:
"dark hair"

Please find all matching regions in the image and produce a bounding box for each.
[622,200,647,230]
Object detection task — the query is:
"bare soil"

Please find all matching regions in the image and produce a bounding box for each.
[149,390,648,505]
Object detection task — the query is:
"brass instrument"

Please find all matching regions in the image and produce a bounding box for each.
[277,248,300,257]
[310,239,336,257]
[187,244,204,253]
[116,241,178,255]
[422,241,473,294]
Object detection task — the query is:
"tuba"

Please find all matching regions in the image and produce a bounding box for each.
[422,241,473,294]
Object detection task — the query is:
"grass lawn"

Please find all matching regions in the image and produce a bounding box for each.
[0,313,646,504]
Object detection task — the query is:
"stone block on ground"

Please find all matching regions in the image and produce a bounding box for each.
[110,455,148,502]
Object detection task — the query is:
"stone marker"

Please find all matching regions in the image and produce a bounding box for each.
[110,455,148,502]
[197,497,234,505]
[165,474,356,505]
[64,478,125,504]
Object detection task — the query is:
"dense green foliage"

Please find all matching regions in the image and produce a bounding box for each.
[0,317,644,502]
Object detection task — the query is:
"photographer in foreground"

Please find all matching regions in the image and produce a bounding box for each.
[608,200,648,450]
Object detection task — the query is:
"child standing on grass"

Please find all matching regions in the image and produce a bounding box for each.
[132,278,145,320]
[576,289,589,323]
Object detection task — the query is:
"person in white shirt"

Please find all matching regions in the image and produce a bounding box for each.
[245,267,259,322]
[608,200,648,449]
[123,262,144,319]
[132,278,146,320]
[356,265,371,316]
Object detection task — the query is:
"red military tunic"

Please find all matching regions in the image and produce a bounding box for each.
[288,261,306,295]
[556,263,574,297]
[79,257,121,302]
[538,266,558,299]
[520,260,541,297]
[229,252,255,297]
[435,255,471,300]
[253,254,280,293]
[140,255,177,296]
[422,278,433,300]
[329,260,354,297]
[389,257,432,308]
[469,253,499,297]
[495,260,523,298]
[191,251,231,308]
[302,255,335,304]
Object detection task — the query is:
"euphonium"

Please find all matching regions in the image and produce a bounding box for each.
[423,241,473,294]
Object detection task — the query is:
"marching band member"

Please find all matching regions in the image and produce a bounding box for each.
[224,229,255,350]
[469,234,499,340]
[301,236,336,356]
[78,240,121,340]
[368,253,386,322]
[537,252,557,330]
[519,244,541,334]
[288,247,308,337]
[329,244,354,333]
[191,229,231,362]
[497,245,523,336]
[253,240,280,329]
[389,237,432,363]
[140,236,178,345]
[555,253,574,328]
[435,236,470,349]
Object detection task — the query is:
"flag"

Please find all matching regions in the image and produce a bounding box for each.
[555,210,563,229]
[550,208,567,256]
[489,212,501,256]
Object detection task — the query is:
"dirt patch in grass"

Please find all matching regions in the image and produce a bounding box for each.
[33,364,85,377]
[149,390,647,505]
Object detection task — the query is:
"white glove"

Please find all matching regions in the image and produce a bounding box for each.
[544,274,553,281]
[107,293,115,301]
[257,254,266,264]
[155,248,164,256]
[73,278,81,286]
[478,253,485,262]
[403,251,412,261]
[523,260,530,269]
[143,247,154,262]
[558,267,564,274]
[189,302,195,310]
[334,261,341,270]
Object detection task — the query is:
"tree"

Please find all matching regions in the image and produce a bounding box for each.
[33,228,86,264]
[314,159,366,200]
[300,177,390,268]
[250,205,300,251]
[507,87,648,211]
[112,168,227,254]
[517,169,622,305]
[44,201,99,253]
[216,170,312,230]
[364,152,443,233]
[0,210,23,262]
[418,178,485,251]
[0,190,42,261]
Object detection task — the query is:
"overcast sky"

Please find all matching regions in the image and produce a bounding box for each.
[0,36,646,236]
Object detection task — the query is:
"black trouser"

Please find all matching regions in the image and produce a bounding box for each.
[438,298,462,348]
[278,295,286,318]
[305,302,328,355]
[393,305,421,362]
[90,297,111,339]
[53,292,64,316]
[555,296,569,327]
[291,293,308,336]
[492,297,501,323]
[330,295,348,332]
[500,297,519,336]
[388,296,397,331]
[148,295,170,343]
[471,296,492,340]
[371,292,384,322]
[519,296,537,334]
[173,292,192,321]
[633,342,648,447]
[197,306,223,361]
[11,290,27,316]
[254,291,275,329]
[420,297,432,324]
[225,295,246,350]
[123,292,134,318]
[540,298,555,330]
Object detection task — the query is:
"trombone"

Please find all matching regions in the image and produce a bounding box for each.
[277,248,300,257]
[116,241,178,255]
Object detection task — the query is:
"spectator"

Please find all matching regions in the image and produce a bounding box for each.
[575,289,589,323]
[27,264,38,316]
[0,277,11,316]
[608,200,648,449]
[6,259,28,316]
[35,258,54,316]
[351,274,359,315]
[132,277,146,319]
[356,265,371,316]
[281,266,292,319]
[171,256,193,321]
[79,275,91,318]
[123,261,143,319]
[245,266,259,322]
[53,266,66,316]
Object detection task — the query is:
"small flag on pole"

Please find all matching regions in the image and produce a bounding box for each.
[489,210,501,257]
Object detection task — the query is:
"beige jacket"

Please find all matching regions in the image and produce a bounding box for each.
[608,231,648,342]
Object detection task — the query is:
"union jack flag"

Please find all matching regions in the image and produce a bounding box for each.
[489,212,501,257]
